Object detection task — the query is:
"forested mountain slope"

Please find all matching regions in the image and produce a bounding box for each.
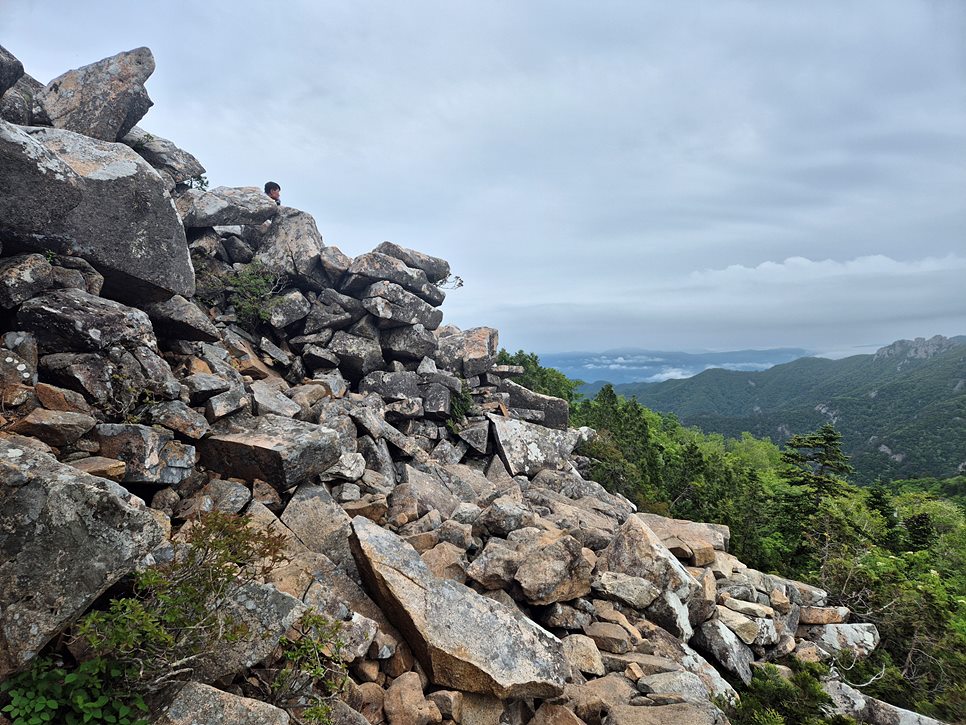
[614,336,966,483]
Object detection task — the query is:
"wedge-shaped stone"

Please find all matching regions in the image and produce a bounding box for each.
[8,408,95,446]
[350,516,567,698]
[497,379,569,430]
[692,619,754,686]
[373,241,451,283]
[363,280,443,330]
[488,414,581,477]
[796,623,879,659]
[0,439,164,677]
[120,126,205,185]
[35,47,154,141]
[200,414,341,490]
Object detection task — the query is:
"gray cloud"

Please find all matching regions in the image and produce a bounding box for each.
[5,0,964,356]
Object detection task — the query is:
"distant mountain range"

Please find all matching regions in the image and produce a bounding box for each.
[540,347,809,389]
[607,335,966,484]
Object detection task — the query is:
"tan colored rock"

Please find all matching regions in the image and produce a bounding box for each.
[421,542,468,583]
[350,516,568,698]
[68,455,126,481]
[9,407,95,446]
[384,672,441,725]
[583,621,631,655]
[529,703,585,725]
[155,682,289,724]
[427,691,463,722]
[562,634,606,676]
[34,381,91,414]
[459,694,503,725]
[722,597,775,619]
[799,605,850,624]
[769,587,792,614]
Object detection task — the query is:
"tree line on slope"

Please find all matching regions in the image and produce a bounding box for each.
[498,349,966,722]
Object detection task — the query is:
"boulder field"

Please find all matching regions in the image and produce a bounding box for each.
[0,46,944,725]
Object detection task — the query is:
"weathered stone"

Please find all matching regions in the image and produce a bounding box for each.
[1,122,192,301]
[1,70,41,124]
[142,295,220,342]
[201,414,341,490]
[584,621,632,655]
[200,478,251,514]
[96,423,195,485]
[541,602,593,631]
[267,289,311,328]
[824,679,945,725]
[363,281,443,330]
[596,513,700,603]
[250,379,302,418]
[35,47,154,141]
[381,324,438,361]
[254,207,327,287]
[0,44,24,97]
[281,483,358,579]
[799,605,850,625]
[638,513,730,561]
[143,400,210,439]
[18,288,156,354]
[488,414,581,477]
[350,516,568,698]
[68,455,127,481]
[0,439,164,677]
[513,531,593,605]
[374,241,450,283]
[436,327,499,377]
[205,385,248,421]
[592,571,661,610]
[8,408,96,446]
[155,682,290,725]
[120,125,205,184]
[341,252,441,305]
[562,634,606,676]
[0,253,52,309]
[716,605,778,646]
[796,623,880,659]
[692,619,754,685]
[384,671,442,725]
[329,331,385,381]
[497,379,569,430]
[360,371,421,401]
[176,186,278,227]
[721,596,775,619]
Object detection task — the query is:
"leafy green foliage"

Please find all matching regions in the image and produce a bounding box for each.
[781,424,854,505]
[722,661,856,725]
[496,349,584,404]
[1,657,149,725]
[446,381,475,434]
[196,261,285,332]
[183,174,209,190]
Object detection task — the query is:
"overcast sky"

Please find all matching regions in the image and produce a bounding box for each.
[5,1,965,355]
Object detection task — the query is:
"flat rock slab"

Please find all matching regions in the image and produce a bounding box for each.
[155,682,290,725]
[176,186,278,227]
[350,516,568,699]
[0,439,164,677]
[201,414,341,490]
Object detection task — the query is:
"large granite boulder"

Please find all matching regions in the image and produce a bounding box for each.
[363,280,443,330]
[0,439,165,677]
[824,679,945,725]
[200,414,342,490]
[497,379,569,430]
[120,125,205,184]
[488,414,582,477]
[254,207,326,287]
[374,241,450,283]
[341,252,443,306]
[796,622,880,659]
[0,44,24,97]
[0,122,193,302]
[176,186,278,227]
[34,47,155,141]
[349,516,568,698]
[692,619,754,686]
[436,327,499,377]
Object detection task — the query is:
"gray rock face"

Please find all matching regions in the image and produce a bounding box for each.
[341,252,442,305]
[18,288,156,353]
[374,241,451,283]
[796,622,880,659]
[120,125,205,184]
[34,47,155,141]
[824,679,945,725]
[156,682,291,725]
[0,45,24,97]
[488,414,581,477]
[0,253,53,309]
[692,619,754,685]
[0,73,43,125]
[498,379,569,430]
[436,327,499,377]
[328,331,385,381]
[0,439,165,677]
[0,123,193,302]
[176,186,278,227]
[142,295,220,342]
[350,516,568,699]
[381,324,439,362]
[95,424,195,485]
[363,280,444,330]
[254,207,326,287]
[201,414,342,490]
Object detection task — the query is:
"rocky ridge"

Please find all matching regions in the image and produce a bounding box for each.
[0,47,945,725]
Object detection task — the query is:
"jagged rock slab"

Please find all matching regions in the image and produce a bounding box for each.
[96,423,195,485]
[254,207,326,287]
[692,619,754,685]
[349,516,568,698]
[796,622,879,659]
[0,253,53,309]
[638,513,730,556]
[341,252,442,305]
[363,280,443,330]
[120,125,205,185]
[34,47,154,141]
[176,186,278,227]
[155,682,290,725]
[374,241,451,283]
[201,414,341,490]
[1,72,42,125]
[497,379,569,430]
[0,123,193,302]
[488,414,581,477]
[142,294,220,342]
[436,327,499,377]
[0,45,24,97]
[0,439,165,677]
[281,484,358,580]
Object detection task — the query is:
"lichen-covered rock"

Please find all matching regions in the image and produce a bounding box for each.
[350,516,568,698]
[363,280,443,330]
[254,207,326,287]
[0,44,24,97]
[796,622,880,659]
[8,408,96,446]
[436,327,499,377]
[0,253,53,309]
[692,619,754,685]
[0,123,193,302]
[34,47,155,141]
[176,186,278,227]
[0,439,164,677]
[120,125,205,185]
[824,679,945,725]
[142,295,220,342]
[374,241,451,283]
[95,423,195,485]
[488,414,582,477]
[155,682,290,725]
[201,414,342,490]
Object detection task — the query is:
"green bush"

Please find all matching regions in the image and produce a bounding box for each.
[722,661,856,725]
[1,657,149,725]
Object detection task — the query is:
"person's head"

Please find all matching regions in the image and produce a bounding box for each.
[264,181,281,202]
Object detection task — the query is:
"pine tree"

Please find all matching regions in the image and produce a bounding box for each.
[780,423,854,504]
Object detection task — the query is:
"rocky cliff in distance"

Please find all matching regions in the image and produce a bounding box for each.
[0,47,945,725]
